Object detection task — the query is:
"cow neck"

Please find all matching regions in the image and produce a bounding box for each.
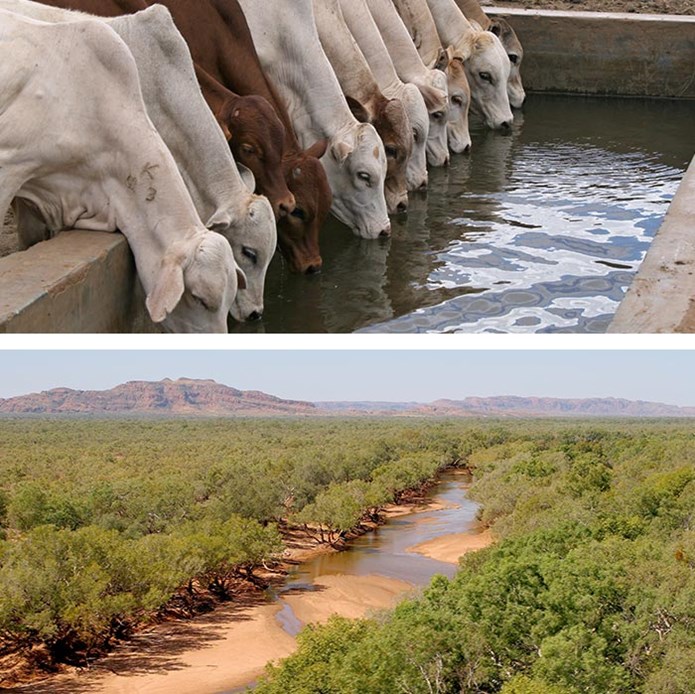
[104,12,248,231]
[366,0,431,84]
[392,0,443,70]
[314,0,383,114]
[339,0,404,97]
[428,0,475,54]
[453,0,490,29]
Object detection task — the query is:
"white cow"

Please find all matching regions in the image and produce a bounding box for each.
[312,0,411,215]
[365,0,450,167]
[238,0,390,239]
[0,0,276,323]
[391,0,472,153]
[424,0,513,130]
[454,0,526,108]
[0,10,242,332]
[338,0,429,192]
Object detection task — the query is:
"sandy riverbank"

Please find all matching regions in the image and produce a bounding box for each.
[18,574,411,694]
[283,574,413,625]
[407,528,494,564]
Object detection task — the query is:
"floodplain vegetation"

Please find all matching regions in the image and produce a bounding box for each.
[0,417,692,693]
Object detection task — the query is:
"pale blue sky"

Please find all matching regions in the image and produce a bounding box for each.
[0,350,693,405]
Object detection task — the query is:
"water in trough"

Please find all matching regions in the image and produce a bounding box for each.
[233,94,694,334]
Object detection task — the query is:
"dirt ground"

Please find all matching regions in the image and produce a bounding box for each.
[1,209,18,258]
[494,0,694,15]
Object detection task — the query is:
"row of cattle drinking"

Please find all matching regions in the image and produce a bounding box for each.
[0,0,525,332]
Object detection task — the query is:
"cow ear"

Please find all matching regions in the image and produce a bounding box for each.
[345,95,370,123]
[146,258,185,323]
[331,139,353,165]
[305,138,329,160]
[434,48,448,72]
[237,163,256,193]
[489,21,501,36]
[236,266,247,291]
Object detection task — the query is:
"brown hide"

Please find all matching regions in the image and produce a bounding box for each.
[42,0,330,274]
[207,0,333,274]
[347,94,412,214]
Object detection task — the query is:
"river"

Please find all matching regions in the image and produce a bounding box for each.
[18,472,484,694]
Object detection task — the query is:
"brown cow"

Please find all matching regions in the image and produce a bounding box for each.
[202,0,333,275]
[39,0,298,229]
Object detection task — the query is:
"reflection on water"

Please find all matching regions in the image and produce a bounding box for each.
[232,95,693,334]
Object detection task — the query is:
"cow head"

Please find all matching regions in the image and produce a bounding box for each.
[347,95,412,215]
[208,189,277,323]
[219,94,296,219]
[399,83,429,192]
[321,122,390,240]
[463,32,513,131]
[278,138,332,275]
[418,70,450,168]
[435,47,472,154]
[489,18,525,109]
[146,231,244,333]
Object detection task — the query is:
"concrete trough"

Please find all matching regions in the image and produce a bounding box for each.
[1,8,694,333]
[609,154,695,333]
[486,7,695,99]
[0,231,149,333]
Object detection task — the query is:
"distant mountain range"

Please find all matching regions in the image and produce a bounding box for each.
[0,379,694,418]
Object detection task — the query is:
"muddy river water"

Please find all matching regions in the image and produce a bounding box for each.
[223,470,481,692]
[234,94,694,334]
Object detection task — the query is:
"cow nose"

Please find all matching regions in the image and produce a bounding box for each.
[444,155,451,167]
[463,144,471,154]
[305,264,322,275]
[247,310,263,322]
[418,180,428,192]
[500,120,512,131]
[396,200,408,214]
[379,226,391,238]
[279,194,297,217]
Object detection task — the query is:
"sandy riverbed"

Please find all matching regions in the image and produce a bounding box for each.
[283,574,413,625]
[407,528,494,564]
[20,574,410,694]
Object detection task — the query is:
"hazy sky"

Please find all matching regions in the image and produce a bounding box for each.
[0,350,693,405]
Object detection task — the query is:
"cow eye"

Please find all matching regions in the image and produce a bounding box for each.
[242,246,258,264]
[479,72,492,83]
[452,95,464,107]
[509,54,518,65]
[241,143,255,155]
[291,207,307,221]
[193,295,212,311]
[385,145,398,159]
[412,129,420,143]
[432,111,445,121]
[357,171,372,186]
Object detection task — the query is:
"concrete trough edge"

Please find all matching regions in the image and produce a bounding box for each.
[608,154,695,333]
[0,231,146,333]
[485,6,695,99]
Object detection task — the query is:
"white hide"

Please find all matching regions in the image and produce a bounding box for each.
[454,0,526,107]
[425,0,513,129]
[0,9,240,332]
[238,0,390,239]
[364,0,450,167]
[0,0,276,322]
[391,0,472,153]
[338,0,429,191]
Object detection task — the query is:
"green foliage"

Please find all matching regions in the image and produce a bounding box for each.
[256,421,695,694]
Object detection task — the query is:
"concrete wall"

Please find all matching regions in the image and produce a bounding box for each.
[609,154,695,333]
[487,7,695,99]
[0,231,150,333]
